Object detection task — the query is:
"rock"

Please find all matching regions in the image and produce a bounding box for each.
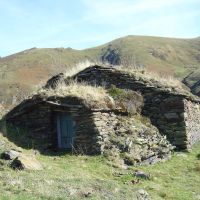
[0,140,5,148]
[68,187,78,196]
[105,96,115,109]
[141,156,161,165]
[133,170,151,180]
[11,155,43,170]
[176,153,188,158]
[82,189,93,198]
[196,194,200,200]
[1,150,21,160]
[131,179,140,185]
[136,189,151,200]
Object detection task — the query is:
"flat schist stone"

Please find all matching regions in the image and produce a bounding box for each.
[11,155,43,170]
[1,150,21,160]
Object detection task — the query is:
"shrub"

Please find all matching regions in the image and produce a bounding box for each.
[108,85,143,115]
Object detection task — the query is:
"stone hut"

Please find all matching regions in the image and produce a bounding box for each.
[46,65,200,150]
[4,87,123,154]
[3,82,173,165]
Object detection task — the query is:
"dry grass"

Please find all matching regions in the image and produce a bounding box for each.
[63,59,113,78]
[50,57,186,95]
[143,70,184,90]
[64,60,97,78]
[0,104,7,119]
[31,60,192,110]
[37,80,110,108]
[63,60,186,92]
[116,65,186,91]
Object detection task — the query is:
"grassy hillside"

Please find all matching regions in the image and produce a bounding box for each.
[100,36,200,77]
[0,48,98,106]
[0,133,200,200]
[1,35,200,106]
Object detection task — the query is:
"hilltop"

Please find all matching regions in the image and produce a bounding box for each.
[1,35,200,106]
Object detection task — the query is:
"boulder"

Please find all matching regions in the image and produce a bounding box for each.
[11,155,43,170]
[133,170,151,180]
[136,189,150,200]
[1,150,21,160]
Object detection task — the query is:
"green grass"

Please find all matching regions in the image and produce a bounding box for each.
[0,132,200,200]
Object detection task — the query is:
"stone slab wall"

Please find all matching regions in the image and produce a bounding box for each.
[4,100,173,165]
[142,94,187,149]
[92,112,118,153]
[5,103,90,152]
[184,99,200,148]
[4,99,121,154]
[4,103,53,150]
[70,66,200,149]
[89,112,173,165]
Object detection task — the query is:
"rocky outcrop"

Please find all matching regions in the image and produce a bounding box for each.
[101,46,121,65]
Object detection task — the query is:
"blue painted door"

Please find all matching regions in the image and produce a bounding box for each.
[57,113,74,149]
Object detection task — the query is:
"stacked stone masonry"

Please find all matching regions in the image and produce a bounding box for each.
[4,96,173,165]
[3,64,200,162]
[58,65,200,150]
[4,97,122,154]
[184,99,200,147]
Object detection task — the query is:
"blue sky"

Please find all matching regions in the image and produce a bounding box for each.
[0,0,200,57]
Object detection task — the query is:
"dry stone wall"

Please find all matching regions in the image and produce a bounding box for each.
[3,96,124,154]
[66,66,200,150]
[4,102,55,150]
[142,94,187,149]
[4,100,98,153]
[102,115,173,166]
[79,111,173,165]
[184,99,200,147]
[3,95,173,165]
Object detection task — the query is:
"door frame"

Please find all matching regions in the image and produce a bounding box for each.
[56,113,75,149]
[56,114,62,148]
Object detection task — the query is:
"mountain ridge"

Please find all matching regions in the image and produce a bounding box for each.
[1,35,200,106]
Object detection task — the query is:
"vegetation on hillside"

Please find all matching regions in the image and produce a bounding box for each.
[1,35,200,107]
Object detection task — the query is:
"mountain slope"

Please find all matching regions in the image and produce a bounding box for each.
[1,35,200,106]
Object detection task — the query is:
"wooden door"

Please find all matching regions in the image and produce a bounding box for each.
[57,113,74,149]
